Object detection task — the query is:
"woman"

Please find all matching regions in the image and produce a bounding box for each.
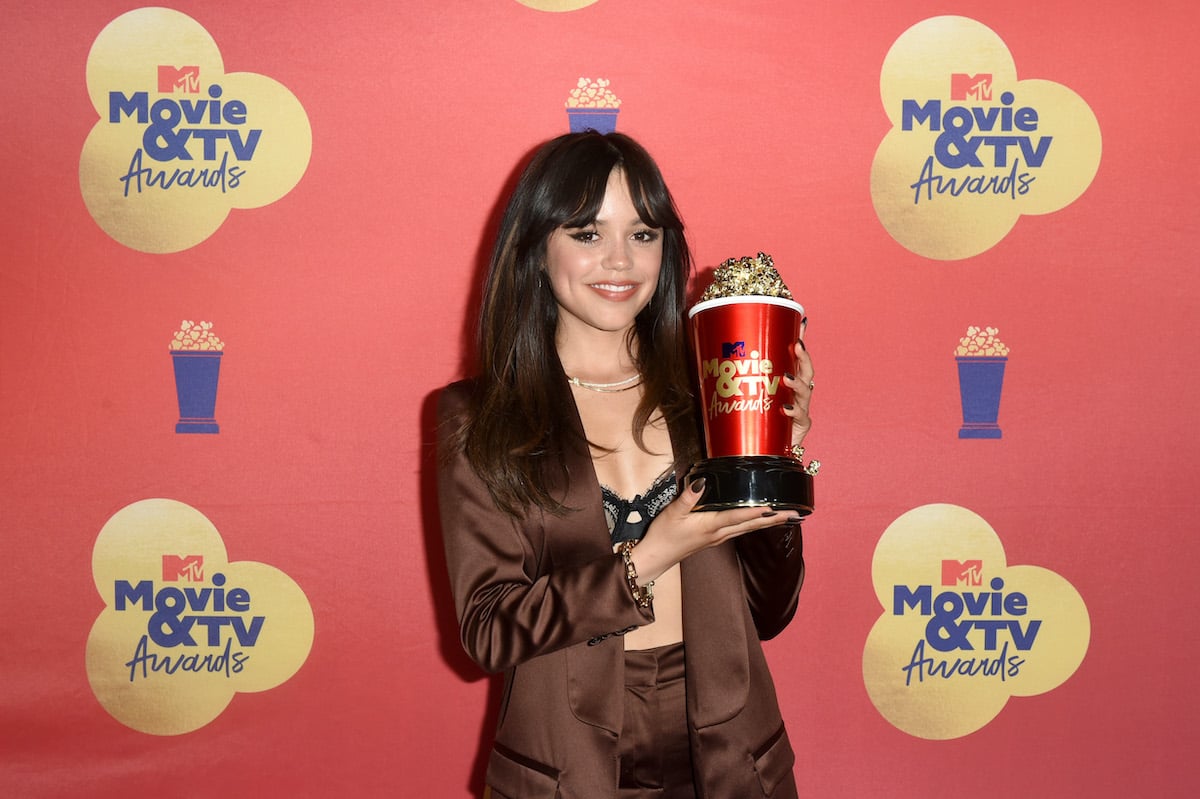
[437,131,814,798]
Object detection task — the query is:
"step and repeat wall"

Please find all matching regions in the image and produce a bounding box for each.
[3,1,1195,796]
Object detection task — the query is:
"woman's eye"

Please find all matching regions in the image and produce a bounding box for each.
[633,230,661,243]
[569,231,598,243]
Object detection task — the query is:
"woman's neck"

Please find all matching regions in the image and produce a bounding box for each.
[556,325,640,384]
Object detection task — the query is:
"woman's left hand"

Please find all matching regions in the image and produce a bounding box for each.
[781,334,814,448]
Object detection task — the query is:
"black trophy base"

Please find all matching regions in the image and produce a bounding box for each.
[685,455,814,514]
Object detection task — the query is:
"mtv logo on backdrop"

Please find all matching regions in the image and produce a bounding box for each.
[162,554,204,582]
[942,559,983,586]
[722,341,746,358]
[158,65,200,93]
[950,73,992,102]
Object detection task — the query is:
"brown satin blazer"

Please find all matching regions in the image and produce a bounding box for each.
[437,380,804,799]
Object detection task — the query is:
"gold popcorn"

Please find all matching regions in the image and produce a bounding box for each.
[955,325,1009,357]
[565,77,622,109]
[700,252,794,301]
[170,320,225,351]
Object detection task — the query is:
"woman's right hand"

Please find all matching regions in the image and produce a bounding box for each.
[629,478,802,585]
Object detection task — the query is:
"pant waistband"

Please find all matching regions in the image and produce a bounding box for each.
[623,641,685,687]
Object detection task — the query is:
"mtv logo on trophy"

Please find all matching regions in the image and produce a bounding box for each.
[687,253,817,514]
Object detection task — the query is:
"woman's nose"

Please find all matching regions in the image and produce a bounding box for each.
[603,240,632,271]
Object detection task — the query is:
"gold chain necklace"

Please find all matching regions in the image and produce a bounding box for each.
[567,374,642,393]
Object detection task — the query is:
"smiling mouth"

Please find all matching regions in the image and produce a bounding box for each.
[589,282,639,299]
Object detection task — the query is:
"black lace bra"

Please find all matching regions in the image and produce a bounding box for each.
[601,469,678,545]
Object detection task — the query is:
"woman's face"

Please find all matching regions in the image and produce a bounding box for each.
[544,168,663,342]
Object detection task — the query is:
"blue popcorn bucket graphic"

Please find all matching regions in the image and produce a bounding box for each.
[172,351,222,434]
[566,108,619,133]
[956,356,1006,439]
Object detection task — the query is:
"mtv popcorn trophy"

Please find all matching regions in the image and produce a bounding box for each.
[687,253,817,513]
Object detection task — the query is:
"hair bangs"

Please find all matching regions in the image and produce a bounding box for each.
[555,167,612,229]
[623,168,680,233]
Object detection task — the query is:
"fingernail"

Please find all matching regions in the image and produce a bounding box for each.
[798,338,807,352]
[762,511,778,518]
[690,478,706,494]
[783,403,795,411]
[784,372,795,380]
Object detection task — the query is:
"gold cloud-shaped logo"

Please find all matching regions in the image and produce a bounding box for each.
[86,499,314,735]
[515,1,600,11]
[870,16,1101,260]
[80,7,311,253]
[863,504,1089,739]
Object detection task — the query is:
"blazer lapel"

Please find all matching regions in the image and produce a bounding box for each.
[559,391,625,735]
[560,400,752,733]
[671,414,751,728]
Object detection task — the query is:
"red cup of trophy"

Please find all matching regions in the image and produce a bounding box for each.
[686,270,815,513]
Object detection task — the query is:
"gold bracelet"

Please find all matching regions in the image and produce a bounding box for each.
[618,540,654,609]
[787,444,822,476]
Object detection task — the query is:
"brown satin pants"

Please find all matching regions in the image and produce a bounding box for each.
[618,642,696,798]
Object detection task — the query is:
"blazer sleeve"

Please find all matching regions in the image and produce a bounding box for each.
[735,522,805,641]
[436,383,654,674]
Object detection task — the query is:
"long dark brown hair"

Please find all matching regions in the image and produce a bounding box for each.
[452,131,697,518]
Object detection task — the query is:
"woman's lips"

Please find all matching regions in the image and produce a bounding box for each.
[588,282,639,301]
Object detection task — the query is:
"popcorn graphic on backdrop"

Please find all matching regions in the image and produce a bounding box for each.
[566,77,622,108]
[955,325,1009,438]
[170,320,224,433]
[170,320,225,351]
[566,77,621,133]
[955,325,1009,357]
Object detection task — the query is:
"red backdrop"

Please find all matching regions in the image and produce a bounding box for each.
[2,0,1197,796]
